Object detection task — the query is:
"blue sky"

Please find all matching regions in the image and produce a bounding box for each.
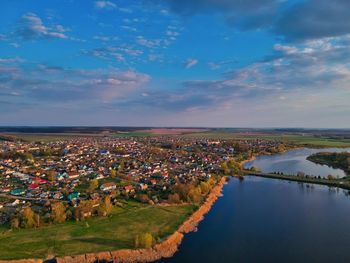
[0,0,349,127]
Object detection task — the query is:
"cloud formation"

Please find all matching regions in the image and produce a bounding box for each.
[159,0,279,31]
[95,1,117,10]
[0,60,150,104]
[276,0,350,41]
[16,13,68,40]
[184,58,198,69]
[160,0,350,42]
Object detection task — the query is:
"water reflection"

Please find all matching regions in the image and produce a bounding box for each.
[245,148,350,178]
[164,176,350,263]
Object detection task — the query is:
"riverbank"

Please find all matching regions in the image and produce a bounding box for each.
[0,177,227,263]
[307,152,350,176]
[53,177,227,263]
[245,171,350,190]
[239,145,302,170]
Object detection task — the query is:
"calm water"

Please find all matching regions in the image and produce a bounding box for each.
[163,176,350,263]
[245,148,350,178]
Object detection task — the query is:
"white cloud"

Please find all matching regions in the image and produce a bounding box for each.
[0,57,23,63]
[95,1,117,10]
[136,36,161,48]
[184,58,198,69]
[16,13,69,40]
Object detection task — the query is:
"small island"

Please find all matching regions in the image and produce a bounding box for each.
[307,152,350,176]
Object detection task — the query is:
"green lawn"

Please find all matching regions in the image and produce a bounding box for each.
[0,202,196,260]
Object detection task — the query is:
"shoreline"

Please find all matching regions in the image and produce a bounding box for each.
[0,177,227,263]
[245,171,350,190]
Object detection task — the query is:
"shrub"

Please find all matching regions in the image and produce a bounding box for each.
[135,233,154,248]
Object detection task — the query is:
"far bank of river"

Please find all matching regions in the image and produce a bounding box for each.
[244,147,350,178]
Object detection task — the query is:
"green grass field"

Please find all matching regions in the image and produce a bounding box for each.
[183,132,350,147]
[6,131,350,147]
[0,202,196,260]
[5,133,105,142]
[113,131,154,137]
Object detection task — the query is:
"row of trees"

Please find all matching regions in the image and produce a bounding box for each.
[10,196,114,229]
[221,159,242,175]
[169,177,217,204]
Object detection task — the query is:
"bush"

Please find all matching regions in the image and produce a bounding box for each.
[199,182,210,195]
[98,196,113,217]
[135,233,154,248]
[137,194,150,204]
[188,187,202,203]
[168,193,181,204]
[20,207,37,228]
[10,217,20,229]
[51,202,66,223]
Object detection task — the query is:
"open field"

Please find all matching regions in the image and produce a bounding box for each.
[113,131,154,137]
[3,129,350,148]
[183,132,350,147]
[0,202,196,260]
[1,133,106,142]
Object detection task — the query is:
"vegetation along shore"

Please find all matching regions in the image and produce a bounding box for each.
[0,177,227,263]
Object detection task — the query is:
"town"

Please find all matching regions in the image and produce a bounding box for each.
[0,135,288,229]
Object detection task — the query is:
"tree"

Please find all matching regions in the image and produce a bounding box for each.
[34,213,41,227]
[51,202,66,223]
[135,233,154,248]
[327,174,335,180]
[98,196,113,217]
[137,194,150,204]
[174,182,192,202]
[188,187,202,203]
[22,152,34,160]
[21,207,36,228]
[89,179,99,192]
[74,200,94,221]
[168,193,181,204]
[10,217,20,229]
[297,171,305,178]
[277,144,286,153]
[110,169,117,178]
[199,182,210,195]
[207,178,216,187]
[227,159,242,175]
[47,170,56,181]
[250,165,259,172]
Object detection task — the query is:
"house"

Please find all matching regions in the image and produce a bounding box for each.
[124,185,134,193]
[68,172,79,179]
[10,188,25,196]
[139,183,148,190]
[29,183,39,190]
[68,191,80,201]
[31,177,47,185]
[100,182,116,192]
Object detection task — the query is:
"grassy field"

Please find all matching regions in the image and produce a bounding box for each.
[4,133,106,142]
[183,132,350,147]
[113,131,153,137]
[0,202,196,260]
[6,130,350,147]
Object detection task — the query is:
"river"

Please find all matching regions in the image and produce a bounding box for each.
[244,148,350,178]
[163,176,350,263]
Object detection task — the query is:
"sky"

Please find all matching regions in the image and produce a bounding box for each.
[0,0,349,128]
